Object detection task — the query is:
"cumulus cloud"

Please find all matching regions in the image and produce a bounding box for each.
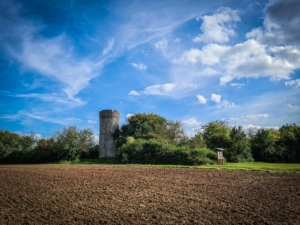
[230,83,244,87]
[182,118,201,127]
[128,90,141,96]
[93,135,99,144]
[193,7,240,43]
[88,119,97,124]
[173,44,229,65]
[132,62,147,70]
[154,39,168,52]
[264,0,300,46]
[126,113,134,118]
[196,95,206,104]
[173,2,300,86]
[199,67,219,76]
[182,118,202,137]
[219,100,236,108]
[211,94,221,103]
[141,83,176,96]
[285,79,300,89]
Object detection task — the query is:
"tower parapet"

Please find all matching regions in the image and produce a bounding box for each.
[99,110,120,158]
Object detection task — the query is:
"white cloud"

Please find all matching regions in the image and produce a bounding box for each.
[126,113,134,118]
[196,95,206,104]
[211,94,221,103]
[199,67,219,76]
[142,83,176,96]
[231,114,269,121]
[12,34,100,100]
[193,7,240,43]
[102,38,115,55]
[34,133,42,140]
[286,104,300,109]
[93,135,99,144]
[15,93,86,107]
[18,111,82,125]
[242,124,262,130]
[219,100,236,108]
[182,118,201,127]
[173,44,229,65]
[88,119,97,124]
[285,79,300,88]
[128,90,141,96]
[154,39,168,52]
[230,83,244,87]
[246,114,269,120]
[182,118,202,137]
[132,62,147,70]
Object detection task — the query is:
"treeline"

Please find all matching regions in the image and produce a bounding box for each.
[0,126,98,164]
[115,114,300,164]
[1,113,299,165]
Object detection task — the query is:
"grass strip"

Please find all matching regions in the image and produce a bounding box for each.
[72,159,300,172]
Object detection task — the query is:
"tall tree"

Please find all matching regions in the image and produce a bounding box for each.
[226,126,253,162]
[202,120,231,150]
[52,126,95,161]
[119,113,186,144]
[250,128,283,162]
[278,124,300,162]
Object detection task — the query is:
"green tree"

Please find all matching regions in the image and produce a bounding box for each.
[0,130,20,158]
[52,126,95,161]
[181,133,206,149]
[226,126,253,162]
[119,113,186,145]
[278,124,300,162]
[158,120,186,144]
[19,133,36,151]
[0,130,36,159]
[250,128,283,162]
[202,120,231,150]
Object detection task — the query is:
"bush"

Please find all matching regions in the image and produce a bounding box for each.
[117,139,216,165]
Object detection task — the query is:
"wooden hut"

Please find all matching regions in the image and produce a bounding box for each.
[214,148,225,165]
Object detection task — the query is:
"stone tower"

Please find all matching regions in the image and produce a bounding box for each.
[99,110,120,158]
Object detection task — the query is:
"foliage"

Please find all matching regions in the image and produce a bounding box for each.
[202,120,231,150]
[118,113,186,146]
[80,145,99,159]
[200,122,254,162]
[117,138,216,165]
[0,127,96,163]
[179,133,206,149]
[0,130,36,159]
[278,124,300,162]
[52,126,95,161]
[226,126,253,162]
[250,128,284,162]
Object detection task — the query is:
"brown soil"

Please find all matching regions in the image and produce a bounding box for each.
[0,165,299,225]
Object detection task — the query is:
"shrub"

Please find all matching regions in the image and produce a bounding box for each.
[117,139,216,165]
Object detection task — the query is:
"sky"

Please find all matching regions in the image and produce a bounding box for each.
[1,0,300,140]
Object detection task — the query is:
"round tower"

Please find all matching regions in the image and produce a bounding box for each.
[99,110,120,158]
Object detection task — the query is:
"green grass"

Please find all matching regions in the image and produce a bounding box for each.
[73,158,119,165]
[71,159,300,172]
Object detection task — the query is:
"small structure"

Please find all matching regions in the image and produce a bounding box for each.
[99,110,120,158]
[214,148,225,165]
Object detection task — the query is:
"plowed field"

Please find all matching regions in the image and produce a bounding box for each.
[0,165,299,224]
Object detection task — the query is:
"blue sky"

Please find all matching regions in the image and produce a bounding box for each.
[1,0,300,140]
